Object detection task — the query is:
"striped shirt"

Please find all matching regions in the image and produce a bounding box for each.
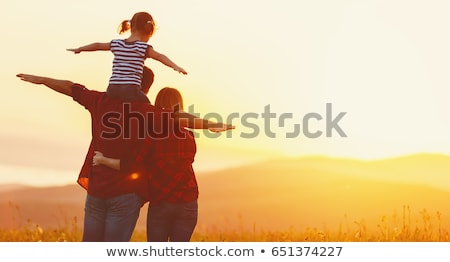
[109,39,150,86]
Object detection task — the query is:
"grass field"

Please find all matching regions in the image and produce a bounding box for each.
[1,205,448,242]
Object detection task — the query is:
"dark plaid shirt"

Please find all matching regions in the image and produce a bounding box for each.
[72,84,167,199]
[122,125,199,205]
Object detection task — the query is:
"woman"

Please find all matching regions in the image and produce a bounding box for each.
[93,87,233,241]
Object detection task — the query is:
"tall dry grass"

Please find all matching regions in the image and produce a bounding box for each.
[0,204,448,242]
[192,206,449,242]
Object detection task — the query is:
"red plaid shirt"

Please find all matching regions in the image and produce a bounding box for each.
[72,84,167,200]
[122,125,199,205]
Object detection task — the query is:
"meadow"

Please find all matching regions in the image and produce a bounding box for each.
[2,154,450,242]
[0,205,448,242]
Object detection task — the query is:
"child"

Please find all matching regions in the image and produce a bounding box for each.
[67,12,187,102]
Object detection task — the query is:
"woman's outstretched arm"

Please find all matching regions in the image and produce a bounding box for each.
[175,111,235,131]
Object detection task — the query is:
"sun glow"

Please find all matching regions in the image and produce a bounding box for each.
[2,0,450,186]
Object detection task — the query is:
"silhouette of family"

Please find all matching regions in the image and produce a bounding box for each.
[17,11,234,242]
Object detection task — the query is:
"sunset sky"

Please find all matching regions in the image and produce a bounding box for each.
[1,0,450,186]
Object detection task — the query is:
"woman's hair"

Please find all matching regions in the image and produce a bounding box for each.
[118,12,156,36]
[155,87,184,111]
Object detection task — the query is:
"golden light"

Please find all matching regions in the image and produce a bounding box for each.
[129,173,140,180]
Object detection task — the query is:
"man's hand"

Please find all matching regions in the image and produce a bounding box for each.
[16,74,44,85]
[16,73,74,96]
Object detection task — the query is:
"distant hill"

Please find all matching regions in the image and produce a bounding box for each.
[0,185,86,229]
[197,153,450,231]
[0,184,26,193]
[1,153,450,233]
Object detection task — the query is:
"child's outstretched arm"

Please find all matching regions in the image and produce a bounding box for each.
[67,42,110,54]
[146,47,187,75]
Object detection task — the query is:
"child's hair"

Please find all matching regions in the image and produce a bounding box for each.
[155,87,184,111]
[118,12,156,36]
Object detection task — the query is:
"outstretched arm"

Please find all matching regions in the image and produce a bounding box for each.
[67,42,110,54]
[146,47,187,75]
[175,111,235,131]
[16,74,73,97]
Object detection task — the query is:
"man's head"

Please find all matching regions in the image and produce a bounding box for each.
[141,66,154,94]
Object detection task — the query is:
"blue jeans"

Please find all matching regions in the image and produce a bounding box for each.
[147,200,198,242]
[82,193,142,242]
[106,84,150,103]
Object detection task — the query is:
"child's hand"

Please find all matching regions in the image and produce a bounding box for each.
[209,124,235,133]
[67,48,81,54]
[92,151,104,166]
[174,66,187,75]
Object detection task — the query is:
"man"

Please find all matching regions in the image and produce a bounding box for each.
[17,68,230,241]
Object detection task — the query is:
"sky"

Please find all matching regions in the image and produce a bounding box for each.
[1,0,450,186]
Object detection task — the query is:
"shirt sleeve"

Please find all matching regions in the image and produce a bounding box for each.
[77,139,94,190]
[71,84,102,111]
[110,39,117,54]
